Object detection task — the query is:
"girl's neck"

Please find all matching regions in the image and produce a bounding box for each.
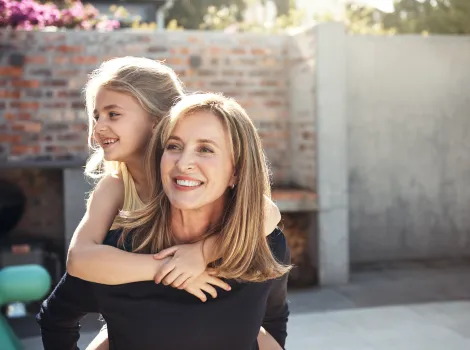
[124,159,148,203]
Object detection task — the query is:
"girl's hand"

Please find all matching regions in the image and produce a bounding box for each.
[183,271,231,302]
[153,240,206,289]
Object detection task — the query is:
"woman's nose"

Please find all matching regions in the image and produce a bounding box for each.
[175,151,195,172]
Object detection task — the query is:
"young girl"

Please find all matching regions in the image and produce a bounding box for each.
[44,57,283,349]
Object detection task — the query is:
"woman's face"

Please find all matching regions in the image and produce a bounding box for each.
[161,110,236,212]
[93,88,154,163]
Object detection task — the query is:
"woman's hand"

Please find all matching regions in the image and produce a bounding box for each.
[153,240,207,288]
[183,271,231,302]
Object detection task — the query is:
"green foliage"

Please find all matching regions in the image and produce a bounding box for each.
[331,0,470,35]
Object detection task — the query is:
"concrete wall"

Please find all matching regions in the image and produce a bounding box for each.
[287,27,317,191]
[315,23,349,284]
[347,34,470,263]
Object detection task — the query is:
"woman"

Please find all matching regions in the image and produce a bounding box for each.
[39,93,291,349]
[91,92,291,349]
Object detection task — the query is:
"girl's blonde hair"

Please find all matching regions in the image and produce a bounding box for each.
[83,57,185,221]
[117,93,291,282]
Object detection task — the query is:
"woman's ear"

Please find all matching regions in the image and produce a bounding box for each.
[229,173,238,189]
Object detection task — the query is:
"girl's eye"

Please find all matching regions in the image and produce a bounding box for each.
[166,143,180,150]
[93,115,99,121]
[109,112,120,118]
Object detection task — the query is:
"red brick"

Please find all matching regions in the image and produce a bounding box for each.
[0,134,22,143]
[72,123,88,132]
[147,46,168,54]
[166,57,185,65]
[57,45,83,53]
[54,57,68,64]
[10,101,40,110]
[302,131,314,140]
[12,145,40,155]
[43,102,67,109]
[252,48,268,55]
[0,67,23,77]
[43,80,68,87]
[4,113,31,121]
[210,47,226,55]
[0,90,20,98]
[261,80,280,87]
[71,101,84,109]
[56,70,81,78]
[232,48,246,55]
[25,56,47,64]
[71,56,98,65]
[57,133,84,141]
[12,80,40,88]
[188,36,201,44]
[57,90,82,98]
[12,121,42,133]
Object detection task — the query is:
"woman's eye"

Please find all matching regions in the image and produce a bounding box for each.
[199,146,214,154]
[109,112,120,118]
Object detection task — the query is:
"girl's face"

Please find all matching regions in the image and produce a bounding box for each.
[92,88,154,164]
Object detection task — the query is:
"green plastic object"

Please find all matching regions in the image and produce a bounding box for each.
[0,265,51,350]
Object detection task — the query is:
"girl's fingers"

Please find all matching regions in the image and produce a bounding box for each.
[208,276,231,291]
[153,246,178,260]
[172,273,190,289]
[154,262,175,284]
[200,284,217,299]
[162,268,181,286]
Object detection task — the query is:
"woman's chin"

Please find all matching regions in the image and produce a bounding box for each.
[170,201,199,211]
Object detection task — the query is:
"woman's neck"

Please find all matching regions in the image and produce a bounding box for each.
[170,195,227,244]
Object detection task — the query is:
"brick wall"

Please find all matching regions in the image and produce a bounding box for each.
[0,30,318,279]
[0,30,293,185]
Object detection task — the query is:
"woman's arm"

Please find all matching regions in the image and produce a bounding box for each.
[261,230,290,349]
[67,175,166,285]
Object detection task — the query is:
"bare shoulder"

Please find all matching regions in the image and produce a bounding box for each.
[89,174,124,207]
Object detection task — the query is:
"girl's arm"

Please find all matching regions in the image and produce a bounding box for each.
[153,196,281,287]
[66,175,166,285]
[66,175,230,300]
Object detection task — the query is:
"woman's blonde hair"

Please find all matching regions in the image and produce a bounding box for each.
[117,93,291,282]
[83,56,185,220]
